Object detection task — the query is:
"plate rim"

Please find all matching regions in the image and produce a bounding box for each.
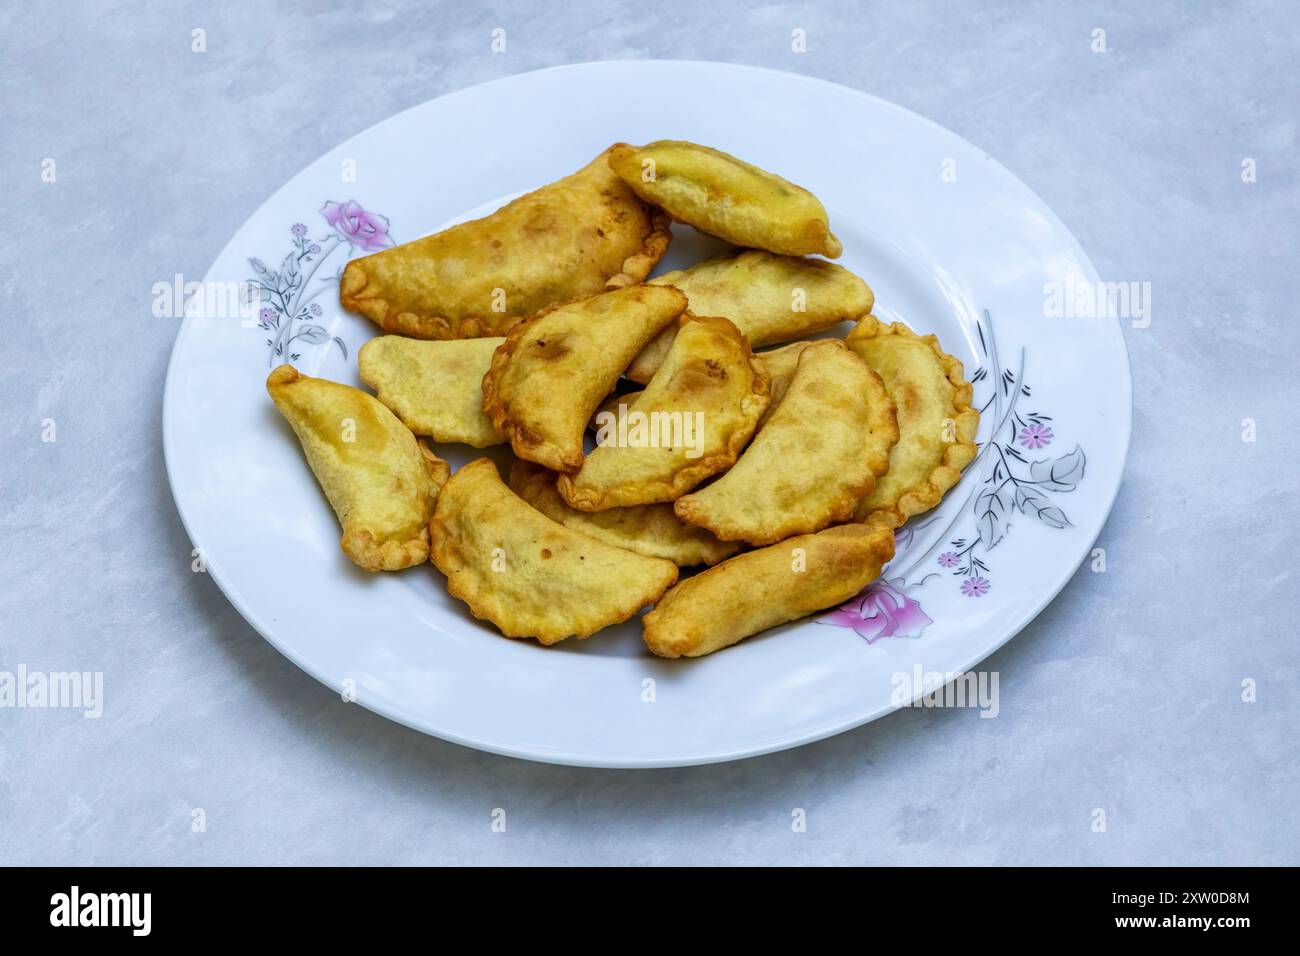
[162,59,1133,768]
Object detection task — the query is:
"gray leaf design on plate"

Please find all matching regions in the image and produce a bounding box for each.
[248,257,277,287]
[1028,444,1086,492]
[1015,485,1070,528]
[975,485,1013,548]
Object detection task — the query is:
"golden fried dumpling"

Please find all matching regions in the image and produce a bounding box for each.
[482,284,687,473]
[753,340,815,428]
[674,341,897,545]
[627,251,871,383]
[266,365,450,572]
[643,523,895,658]
[846,316,980,528]
[609,141,841,259]
[340,146,672,339]
[509,460,739,567]
[588,388,643,431]
[429,459,678,644]
[357,335,505,447]
[557,314,770,511]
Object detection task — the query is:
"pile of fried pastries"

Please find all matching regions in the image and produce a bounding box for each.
[267,141,980,659]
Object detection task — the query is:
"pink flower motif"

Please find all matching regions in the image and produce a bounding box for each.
[961,576,990,597]
[822,580,932,643]
[1018,422,1053,449]
[320,200,392,252]
[937,552,959,568]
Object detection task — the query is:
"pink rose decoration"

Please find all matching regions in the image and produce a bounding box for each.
[320,200,392,252]
[821,580,932,643]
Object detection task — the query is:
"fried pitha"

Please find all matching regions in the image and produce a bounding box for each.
[557,314,770,511]
[668,339,824,433]
[753,340,814,428]
[340,146,672,339]
[429,459,678,643]
[643,523,895,658]
[587,338,805,451]
[846,316,980,528]
[627,251,871,383]
[588,388,643,431]
[609,141,841,259]
[267,365,450,572]
[482,284,688,473]
[357,335,505,447]
[674,341,897,545]
[510,460,739,567]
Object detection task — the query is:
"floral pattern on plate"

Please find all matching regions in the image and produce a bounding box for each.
[249,201,392,366]
[823,309,1088,641]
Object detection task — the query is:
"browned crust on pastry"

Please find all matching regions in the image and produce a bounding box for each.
[480,287,688,474]
[268,365,450,572]
[341,267,541,340]
[479,296,587,473]
[418,439,453,490]
[340,528,427,571]
[604,205,673,289]
[555,314,771,510]
[509,459,740,567]
[588,388,644,431]
[339,163,673,340]
[428,459,678,643]
[848,315,980,529]
[339,441,450,571]
[338,263,452,339]
[266,363,300,388]
[672,341,896,545]
[607,142,841,259]
[642,522,895,658]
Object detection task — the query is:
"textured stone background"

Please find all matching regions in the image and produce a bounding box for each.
[1,0,1296,865]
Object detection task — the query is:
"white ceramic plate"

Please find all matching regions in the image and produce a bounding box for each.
[163,61,1131,767]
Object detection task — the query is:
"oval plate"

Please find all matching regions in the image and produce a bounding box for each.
[163,61,1131,767]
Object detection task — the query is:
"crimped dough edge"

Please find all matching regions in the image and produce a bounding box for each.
[848,316,980,530]
[555,314,772,510]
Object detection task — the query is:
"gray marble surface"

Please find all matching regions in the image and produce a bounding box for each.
[2,0,1297,866]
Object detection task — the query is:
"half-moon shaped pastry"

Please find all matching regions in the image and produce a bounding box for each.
[482,284,687,473]
[609,141,841,259]
[846,316,980,528]
[510,460,739,567]
[588,388,644,431]
[622,340,814,434]
[267,365,451,572]
[357,335,505,447]
[429,459,678,644]
[642,523,896,658]
[674,340,897,546]
[557,314,770,511]
[627,251,871,383]
[340,145,672,339]
[753,340,814,428]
